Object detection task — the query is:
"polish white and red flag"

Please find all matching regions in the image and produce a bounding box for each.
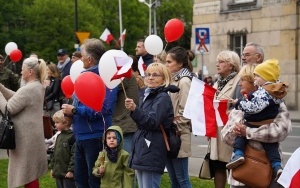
[138,56,146,77]
[100,28,114,44]
[110,56,133,81]
[183,77,229,138]
[277,147,300,188]
[118,29,126,45]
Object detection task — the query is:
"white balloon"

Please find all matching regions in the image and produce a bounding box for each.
[70,60,86,83]
[144,35,163,55]
[5,42,18,55]
[98,50,127,89]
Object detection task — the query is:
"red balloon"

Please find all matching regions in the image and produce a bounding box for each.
[74,72,106,112]
[61,75,74,98]
[9,49,22,63]
[164,18,184,42]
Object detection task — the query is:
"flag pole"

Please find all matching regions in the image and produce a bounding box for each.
[120,80,128,99]
[118,0,124,51]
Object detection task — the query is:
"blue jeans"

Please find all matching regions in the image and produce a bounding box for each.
[74,138,102,188]
[135,170,162,188]
[166,157,192,188]
[123,132,134,155]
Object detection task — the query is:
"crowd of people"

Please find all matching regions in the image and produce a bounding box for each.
[0,38,294,188]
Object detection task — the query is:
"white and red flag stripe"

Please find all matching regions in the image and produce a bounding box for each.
[183,77,228,138]
[110,56,133,81]
[214,99,229,126]
[118,29,126,45]
[278,147,300,188]
[138,57,146,77]
[100,28,114,44]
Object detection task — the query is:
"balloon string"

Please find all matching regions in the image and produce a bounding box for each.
[4,61,12,69]
[163,42,168,52]
[3,55,8,65]
[120,80,128,99]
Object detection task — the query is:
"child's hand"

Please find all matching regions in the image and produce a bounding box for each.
[65,171,74,178]
[98,165,105,176]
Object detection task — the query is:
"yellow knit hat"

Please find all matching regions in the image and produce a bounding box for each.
[253,59,280,83]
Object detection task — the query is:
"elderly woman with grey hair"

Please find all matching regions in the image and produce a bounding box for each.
[209,50,241,188]
[0,57,48,188]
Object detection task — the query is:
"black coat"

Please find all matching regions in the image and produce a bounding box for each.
[129,85,179,174]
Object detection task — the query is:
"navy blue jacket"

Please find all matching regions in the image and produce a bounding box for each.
[72,65,117,141]
[129,85,179,174]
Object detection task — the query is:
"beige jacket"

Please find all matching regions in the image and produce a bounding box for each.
[169,77,192,158]
[0,81,48,188]
[209,75,240,162]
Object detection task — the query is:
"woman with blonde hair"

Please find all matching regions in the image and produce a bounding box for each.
[222,64,291,187]
[0,57,48,188]
[125,63,179,188]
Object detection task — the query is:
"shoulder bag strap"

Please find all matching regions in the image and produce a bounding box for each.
[44,98,49,112]
[207,140,211,153]
[159,125,170,151]
[4,105,11,121]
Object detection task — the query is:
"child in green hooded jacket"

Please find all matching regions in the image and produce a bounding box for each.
[93,125,134,188]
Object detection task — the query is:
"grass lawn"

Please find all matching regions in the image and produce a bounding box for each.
[0,159,226,188]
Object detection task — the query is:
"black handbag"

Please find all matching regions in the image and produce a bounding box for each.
[160,123,181,158]
[0,106,16,149]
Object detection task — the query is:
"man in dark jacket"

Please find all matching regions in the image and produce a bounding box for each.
[56,49,72,79]
[135,39,153,67]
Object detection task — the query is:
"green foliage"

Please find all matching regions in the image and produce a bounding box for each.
[0,0,193,65]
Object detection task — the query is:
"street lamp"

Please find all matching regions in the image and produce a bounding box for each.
[138,0,157,35]
[74,0,79,45]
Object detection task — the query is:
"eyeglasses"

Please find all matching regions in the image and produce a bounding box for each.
[145,73,162,78]
[242,53,258,57]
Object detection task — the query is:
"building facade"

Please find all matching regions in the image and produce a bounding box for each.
[192,0,300,110]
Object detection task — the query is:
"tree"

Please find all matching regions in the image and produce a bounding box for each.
[0,0,193,66]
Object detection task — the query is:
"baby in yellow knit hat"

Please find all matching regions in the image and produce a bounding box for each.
[227,59,288,181]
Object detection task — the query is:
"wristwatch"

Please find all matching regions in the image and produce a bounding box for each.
[71,107,77,114]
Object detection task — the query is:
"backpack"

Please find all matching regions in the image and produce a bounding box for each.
[160,123,181,158]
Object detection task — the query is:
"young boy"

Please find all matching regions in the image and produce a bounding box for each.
[92,125,134,188]
[49,110,76,188]
[226,59,288,180]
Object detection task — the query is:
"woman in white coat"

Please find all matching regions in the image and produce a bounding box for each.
[0,57,48,188]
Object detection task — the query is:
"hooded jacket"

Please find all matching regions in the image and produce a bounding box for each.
[72,65,117,141]
[49,129,75,178]
[129,85,179,174]
[92,126,134,188]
